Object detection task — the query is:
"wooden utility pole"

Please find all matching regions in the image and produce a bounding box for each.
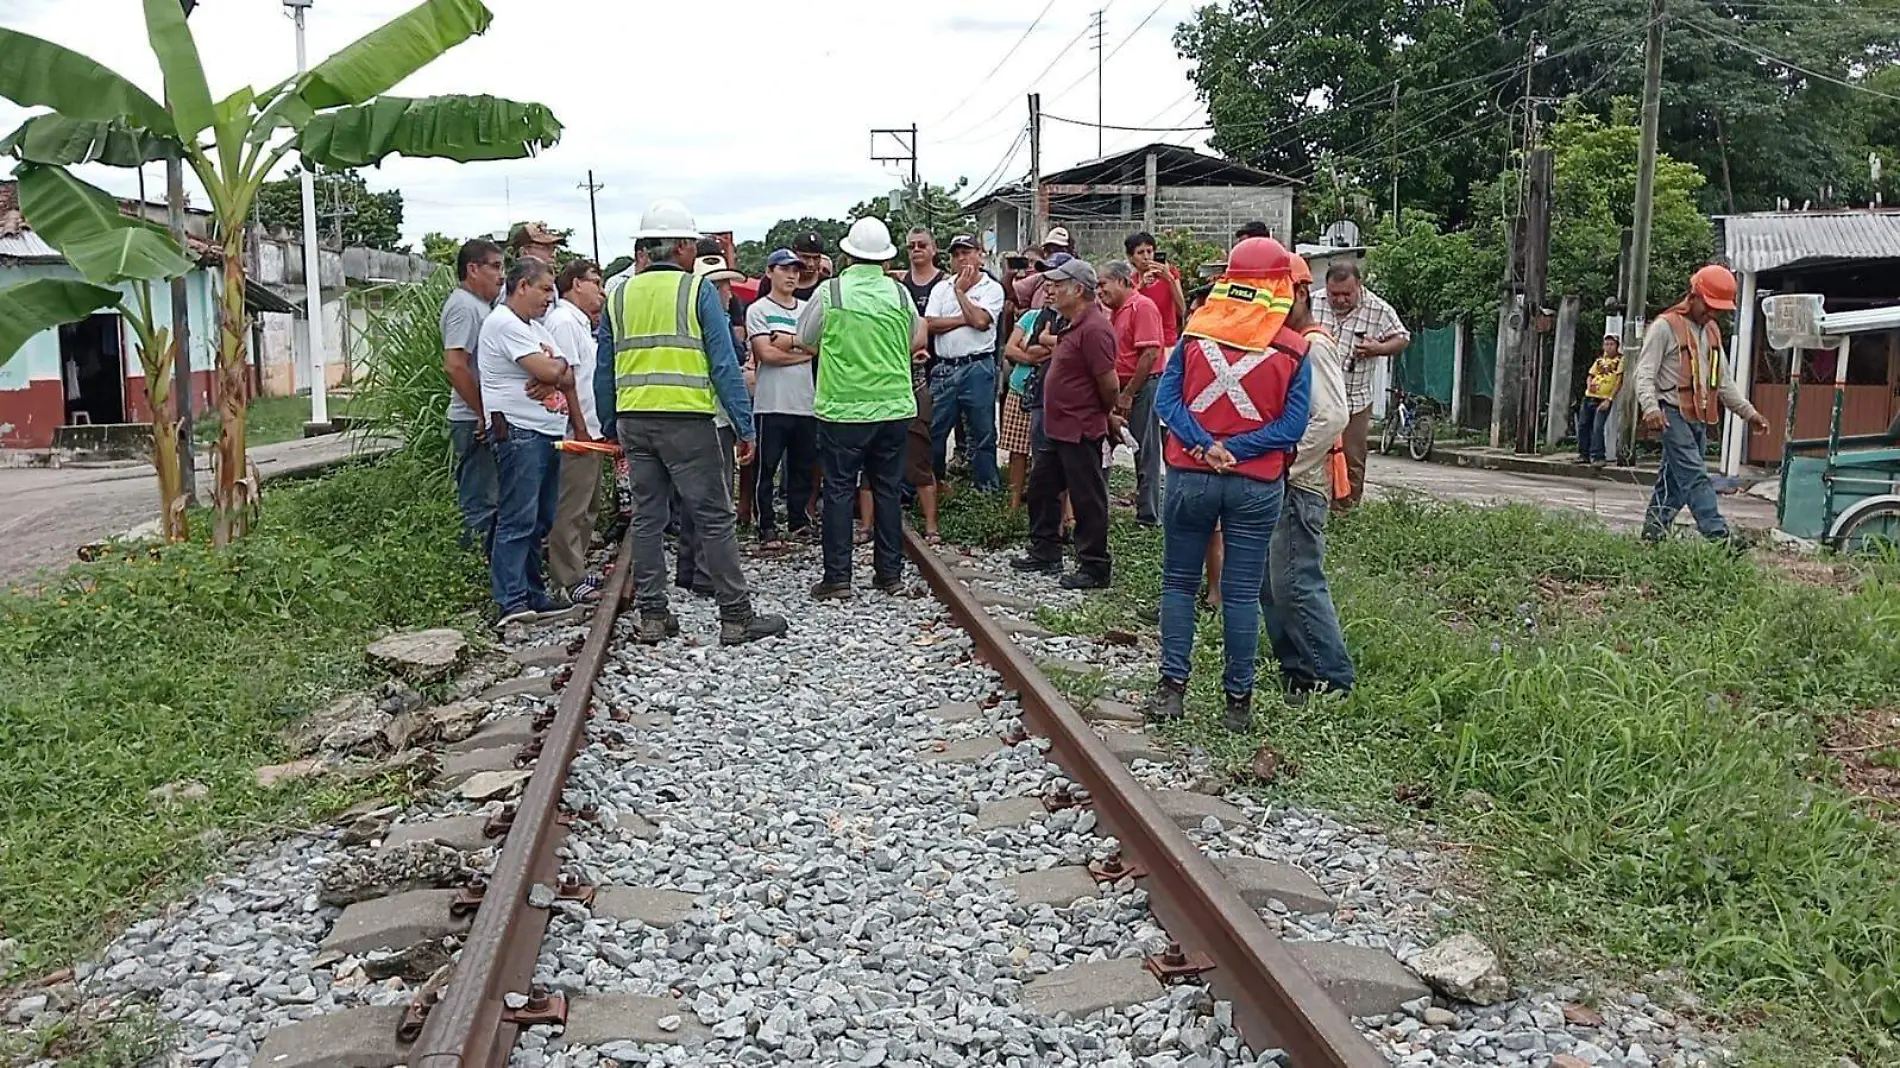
[1029,94,1045,244]
[1515,147,1552,454]
[578,170,603,266]
[1618,0,1668,459]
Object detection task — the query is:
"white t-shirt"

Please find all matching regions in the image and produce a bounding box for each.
[544,298,601,439]
[926,273,1006,359]
[746,295,816,417]
[478,305,570,438]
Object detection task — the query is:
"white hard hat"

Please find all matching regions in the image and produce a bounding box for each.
[634,198,698,241]
[839,216,897,262]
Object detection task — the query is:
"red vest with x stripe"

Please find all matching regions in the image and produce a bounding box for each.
[1163,325,1308,482]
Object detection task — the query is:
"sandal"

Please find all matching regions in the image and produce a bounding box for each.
[761,539,790,553]
[854,527,872,546]
[925,531,944,546]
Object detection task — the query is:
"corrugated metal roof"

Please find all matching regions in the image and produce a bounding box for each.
[1721,210,1900,274]
[0,231,60,259]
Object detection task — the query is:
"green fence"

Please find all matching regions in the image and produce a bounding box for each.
[1387,323,1496,430]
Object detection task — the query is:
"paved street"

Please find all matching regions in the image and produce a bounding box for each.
[0,434,390,586]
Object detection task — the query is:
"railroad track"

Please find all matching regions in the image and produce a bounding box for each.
[116,529,1430,1068]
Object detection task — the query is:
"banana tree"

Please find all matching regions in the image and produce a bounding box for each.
[0,0,561,544]
[0,164,198,539]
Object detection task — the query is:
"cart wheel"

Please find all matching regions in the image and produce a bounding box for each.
[1409,414,1436,462]
[1831,500,1900,555]
[1380,413,1399,456]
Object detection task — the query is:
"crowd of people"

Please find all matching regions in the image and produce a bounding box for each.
[435,198,1414,721]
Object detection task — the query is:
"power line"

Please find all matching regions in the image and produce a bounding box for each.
[1682,20,1900,101]
[967,125,1033,202]
[924,0,1061,128]
[1042,111,1211,132]
[937,19,1100,143]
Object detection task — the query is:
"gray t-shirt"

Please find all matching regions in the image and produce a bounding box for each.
[746,295,816,417]
[441,285,488,423]
[477,305,570,438]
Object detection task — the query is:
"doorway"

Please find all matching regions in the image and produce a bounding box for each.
[59,313,126,425]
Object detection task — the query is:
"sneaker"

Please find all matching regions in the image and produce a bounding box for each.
[721,611,789,646]
[497,606,539,629]
[1222,691,1254,733]
[1059,571,1111,590]
[873,575,905,595]
[1145,677,1187,724]
[811,580,854,601]
[634,611,680,645]
[1010,554,1062,574]
[572,574,604,603]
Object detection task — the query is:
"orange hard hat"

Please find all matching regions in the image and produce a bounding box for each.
[1226,236,1292,279]
[1690,264,1738,310]
[1288,254,1313,285]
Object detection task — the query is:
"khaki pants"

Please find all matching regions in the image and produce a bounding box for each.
[1337,406,1372,511]
[548,451,603,591]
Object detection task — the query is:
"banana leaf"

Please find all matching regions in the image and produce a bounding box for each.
[299,0,493,111]
[0,115,183,167]
[142,0,215,138]
[16,165,194,285]
[0,279,126,368]
[0,29,171,131]
[297,94,561,169]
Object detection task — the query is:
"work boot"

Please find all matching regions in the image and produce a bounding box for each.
[811,580,854,601]
[1059,570,1111,591]
[1222,691,1254,733]
[1144,677,1187,724]
[721,608,789,646]
[1010,553,1062,574]
[873,574,905,596]
[634,611,680,645]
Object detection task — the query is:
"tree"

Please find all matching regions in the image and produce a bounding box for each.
[0,166,197,539]
[761,217,850,258]
[0,0,561,544]
[421,231,462,266]
[848,178,976,251]
[255,166,405,250]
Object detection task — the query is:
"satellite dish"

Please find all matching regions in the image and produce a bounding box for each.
[1321,219,1361,248]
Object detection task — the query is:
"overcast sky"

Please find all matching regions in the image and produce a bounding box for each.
[0,0,1214,254]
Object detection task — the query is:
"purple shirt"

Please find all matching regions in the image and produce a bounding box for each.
[1041,303,1116,443]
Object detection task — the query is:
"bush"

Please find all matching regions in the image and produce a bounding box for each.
[351,268,456,461]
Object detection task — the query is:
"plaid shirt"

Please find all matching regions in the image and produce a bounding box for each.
[1311,288,1409,412]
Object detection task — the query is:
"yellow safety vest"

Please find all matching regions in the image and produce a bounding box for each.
[612,269,715,415]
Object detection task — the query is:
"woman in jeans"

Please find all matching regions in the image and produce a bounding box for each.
[1146,238,1313,732]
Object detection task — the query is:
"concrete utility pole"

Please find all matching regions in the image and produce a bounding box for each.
[1029,94,1045,244]
[1092,9,1106,158]
[579,170,604,266]
[169,0,198,503]
[1619,0,1668,459]
[1389,83,1400,221]
[287,0,328,432]
[1514,147,1552,454]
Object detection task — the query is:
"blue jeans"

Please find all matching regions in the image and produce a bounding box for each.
[1575,400,1611,462]
[449,420,498,556]
[1643,406,1727,541]
[929,357,999,491]
[490,430,561,614]
[1160,468,1283,697]
[1262,485,1355,693]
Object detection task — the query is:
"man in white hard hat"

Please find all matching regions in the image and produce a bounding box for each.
[795,216,928,598]
[608,198,788,646]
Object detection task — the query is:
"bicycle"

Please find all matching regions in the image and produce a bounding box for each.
[1379,385,1438,462]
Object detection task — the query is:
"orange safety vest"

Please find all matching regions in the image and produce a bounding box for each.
[1660,309,1724,425]
[1164,325,1307,482]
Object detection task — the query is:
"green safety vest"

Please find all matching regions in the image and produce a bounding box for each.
[814,265,918,423]
[613,269,715,415]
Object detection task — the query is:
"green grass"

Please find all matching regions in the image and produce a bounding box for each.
[0,451,487,980]
[934,481,1900,1064]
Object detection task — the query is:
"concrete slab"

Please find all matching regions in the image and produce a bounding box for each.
[1021,958,1164,1018]
[444,714,537,755]
[1002,866,1101,908]
[1038,657,1102,677]
[438,745,519,788]
[916,736,1007,764]
[975,797,1045,830]
[253,1007,410,1068]
[931,701,986,724]
[557,994,711,1047]
[481,675,553,703]
[377,814,491,855]
[594,886,699,928]
[1096,728,1167,765]
[998,618,1055,639]
[1286,941,1431,1018]
[975,589,1037,611]
[1151,790,1250,831]
[320,889,467,955]
[1212,857,1335,914]
[511,644,572,668]
[1082,699,1144,725]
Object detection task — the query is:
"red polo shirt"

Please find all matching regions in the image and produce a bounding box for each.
[1111,290,1165,385]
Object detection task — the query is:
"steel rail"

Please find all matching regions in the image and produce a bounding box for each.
[904,528,1386,1068]
[408,534,637,1068]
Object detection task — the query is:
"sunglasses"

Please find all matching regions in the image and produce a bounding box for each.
[907,241,932,250]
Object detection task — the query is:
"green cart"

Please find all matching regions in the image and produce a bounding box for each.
[1773,300,1900,551]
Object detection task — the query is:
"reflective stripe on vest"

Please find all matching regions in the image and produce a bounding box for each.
[613,270,714,414]
[1163,325,1308,483]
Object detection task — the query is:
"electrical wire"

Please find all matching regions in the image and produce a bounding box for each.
[924,0,1063,128]
[936,19,1101,144]
[1681,20,1900,101]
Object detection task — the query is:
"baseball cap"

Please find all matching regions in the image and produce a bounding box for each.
[765,248,800,269]
[1045,251,1074,268]
[508,221,561,249]
[695,237,725,258]
[1041,226,1071,248]
[792,231,825,255]
[949,233,980,251]
[1041,257,1097,290]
